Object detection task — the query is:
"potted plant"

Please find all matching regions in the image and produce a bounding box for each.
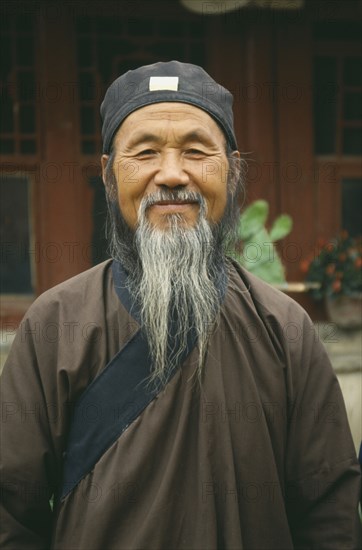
[234,200,293,284]
[301,232,362,329]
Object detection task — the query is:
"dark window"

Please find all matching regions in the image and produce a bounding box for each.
[0,176,33,294]
[80,72,96,101]
[0,92,14,133]
[76,14,206,158]
[344,92,362,121]
[314,56,337,154]
[82,140,96,154]
[89,176,109,265]
[16,35,34,66]
[81,106,96,135]
[343,128,362,155]
[342,179,362,237]
[78,37,93,67]
[0,17,38,157]
[20,140,36,154]
[314,25,361,240]
[344,56,362,87]
[19,104,35,134]
[0,140,15,154]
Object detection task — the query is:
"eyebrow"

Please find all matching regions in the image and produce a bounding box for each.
[126,129,219,149]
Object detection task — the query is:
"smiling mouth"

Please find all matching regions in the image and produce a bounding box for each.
[153,200,198,205]
[142,191,202,218]
[150,200,198,211]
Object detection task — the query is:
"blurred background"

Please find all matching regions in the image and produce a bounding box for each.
[0,0,361,447]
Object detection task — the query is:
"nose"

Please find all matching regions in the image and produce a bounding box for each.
[153,152,190,188]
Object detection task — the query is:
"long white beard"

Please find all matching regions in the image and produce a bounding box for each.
[127,190,225,384]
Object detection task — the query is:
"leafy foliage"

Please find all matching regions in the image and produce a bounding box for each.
[235,200,293,284]
[301,232,362,300]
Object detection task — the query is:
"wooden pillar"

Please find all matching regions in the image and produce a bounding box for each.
[275,22,315,281]
[243,22,280,219]
[36,6,88,293]
[206,16,281,221]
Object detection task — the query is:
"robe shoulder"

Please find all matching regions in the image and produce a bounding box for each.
[224,258,319,367]
[2,258,361,549]
[227,257,312,326]
[3,259,132,407]
[22,259,114,321]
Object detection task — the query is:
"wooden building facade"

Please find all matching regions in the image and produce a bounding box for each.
[1,0,361,326]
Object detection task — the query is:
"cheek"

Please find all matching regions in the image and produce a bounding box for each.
[115,184,139,230]
[205,179,228,222]
[211,190,228,222]
[117,187,140,226]
[199,158,228,186]
[114,162,145,225]
[113,160,141,188]
[199,160,229,219]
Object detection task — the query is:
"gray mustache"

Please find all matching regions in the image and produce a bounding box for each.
[142,190,204,209]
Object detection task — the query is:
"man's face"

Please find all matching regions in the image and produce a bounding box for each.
[101,102,230,230]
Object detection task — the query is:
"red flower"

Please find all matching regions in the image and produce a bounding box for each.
[355,257,362,268]
[305,232,362,300]
[326,263,336,275]
[332,279,342,292]
[317,237,327,248]
[300,259,311,274]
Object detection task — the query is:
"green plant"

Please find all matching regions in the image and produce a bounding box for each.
[234,200,293,284]
[301,232,362,300]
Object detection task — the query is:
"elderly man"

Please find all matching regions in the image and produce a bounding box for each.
[1,61,361,549]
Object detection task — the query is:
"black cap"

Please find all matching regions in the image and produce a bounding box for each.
[100,60,237,153]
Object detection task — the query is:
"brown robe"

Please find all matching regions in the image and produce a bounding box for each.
[1,259,361,549]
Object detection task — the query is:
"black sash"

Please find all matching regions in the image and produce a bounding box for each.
[60,261,198,500]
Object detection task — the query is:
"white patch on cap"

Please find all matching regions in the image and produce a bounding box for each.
[149,76,179,91]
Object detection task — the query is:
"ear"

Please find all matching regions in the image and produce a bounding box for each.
[228,149,241,180]
[101,154,110,185]
[229,150,245,208]
[228,150,241,174]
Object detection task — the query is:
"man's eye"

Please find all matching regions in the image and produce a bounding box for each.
[185,149,206,157]
[136,149,157,157]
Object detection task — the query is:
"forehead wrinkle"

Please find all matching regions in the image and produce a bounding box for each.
[113,103,228,151]
[122,127,223,151]
[127,132,164,148]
